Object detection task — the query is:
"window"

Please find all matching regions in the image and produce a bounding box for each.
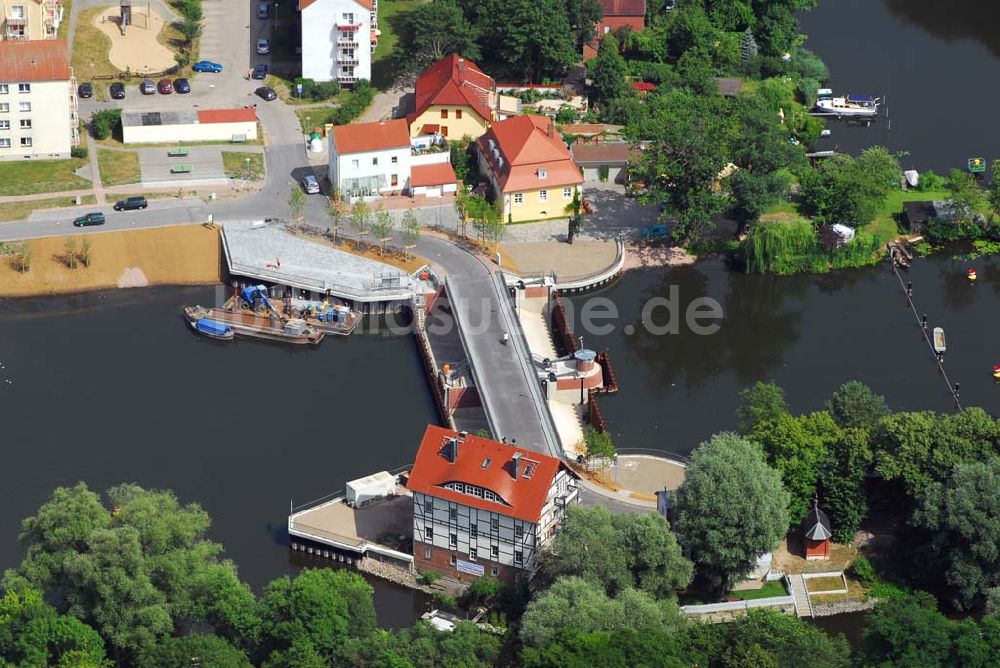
[11,5,24,18]
[491,565,498,576]
[538,168,547,179]
[351,159,359,169]
[481,457,491,469]
[20,137,31,147]
[0,138,9,148]
[391,156,397,164]
[372,157,378,166]
[515,524,524,539]
[440,126,448,137]
[390,173,398,187]
[464,484,474,495]
[449,554,456,566]
[484,490,496,502]
[471,487,483,498]
[491,544,499,559]
[455,109,463,119]
[449,533,457,547]
[524,463,536,478]
[0,85,8,94]
[0,103,7,112]
[18,83,30,94]
[515,550,523,565]
[563,187,573,199]
[426,498,434,511]
[19,102,30,112]
[424,548,432,559]
[604,25,610,34]
[470,523,477,539]
[19,119,30,129]
[441,109,449,119]
[449,507,457,521]
[469,548,477,560]
[513,193,523,206]
[539,189,548,203]
[491,517,499,532]
[0,120,8,130]
[425,527,433,540]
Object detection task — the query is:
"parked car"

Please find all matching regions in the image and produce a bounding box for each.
[251,64,268,80]
[257,2,269,18]
[255,86,277,101]
[113,196,148,212]
[73,212,106,227]
[301,174,320,194]
[157,79,173,94]
[109,82,126,99]
[139,79,155,95]
[192,60,223,73]
[256,39,270,55]
[174,78,191,94]
[77,82,93,98]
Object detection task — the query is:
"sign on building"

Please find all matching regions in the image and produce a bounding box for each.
[456,559,484,577]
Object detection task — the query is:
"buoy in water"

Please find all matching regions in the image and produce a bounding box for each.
[993,365,1000,380]
[968,268,978,281]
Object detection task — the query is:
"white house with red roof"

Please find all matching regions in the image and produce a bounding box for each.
[0,39,76,160]
[408,425,579,582]
[120,107,257,144]
[299,0,378,84]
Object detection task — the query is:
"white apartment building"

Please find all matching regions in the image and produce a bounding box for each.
[2,0,62,41]
[407,426,579,583]
[328,118,410,198]
[299,0,378,84]
[0,38,77,160]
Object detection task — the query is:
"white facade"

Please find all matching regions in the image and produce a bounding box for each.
[329,141,410,198]
[0,78,74,160]
[2,0,62,41]
[301,0,373,84]
[122,116,258,144]
[412,468,578,575]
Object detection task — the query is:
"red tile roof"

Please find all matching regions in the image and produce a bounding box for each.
[631,81,656,92]
[407,54,494,126]
[300,0,371,11]
[410,162,457,187]
[560,123,605,136]
[571,141,638,165]
[600,0,646,16]
[197,108,257,124]
[476,115,583,193]
[0,39,70,82]
[331,119,410,154]
[407,425,564,523]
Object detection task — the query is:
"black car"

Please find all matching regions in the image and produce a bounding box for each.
[109,82,126,99]
[72,212,106,227]
[251,64,268,80]
[255,86,277,101]
[113,196,148,211]
[174,78,191,94]
[78,82,93,98]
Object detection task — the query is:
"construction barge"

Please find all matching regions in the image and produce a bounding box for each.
[184,306,325,345]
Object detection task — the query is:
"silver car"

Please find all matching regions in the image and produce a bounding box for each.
[256,39,270,55]
[302,174,320,194]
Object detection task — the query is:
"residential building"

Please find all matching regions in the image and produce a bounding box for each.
[0,38,76,160]
[583,0,646,60]
[476,115,583,223]
[571,141,639,184]
[406,54,498,139]
[299,0,377,84]
[121,108,257,144]
[328,118,456,199]
[408,425,579,583]
[2,0,63,41]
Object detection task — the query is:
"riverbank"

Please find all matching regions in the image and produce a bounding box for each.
[0,225,223,298]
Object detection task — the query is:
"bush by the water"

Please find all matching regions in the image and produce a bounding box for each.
[742,219,884,274]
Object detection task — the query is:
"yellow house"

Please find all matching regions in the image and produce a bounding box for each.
[406,54,496,140]
[476,115,583,224]
[1,0,62,40]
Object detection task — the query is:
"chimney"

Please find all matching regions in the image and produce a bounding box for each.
[448,437,459,464]
[512,452,521,479]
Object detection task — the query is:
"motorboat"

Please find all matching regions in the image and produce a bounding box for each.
[813,89,880,119]
[189,317,235,341]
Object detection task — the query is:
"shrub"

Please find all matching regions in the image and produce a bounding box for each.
[597,164,610,182]
[90,109,121,140]
[71,146,88,159]
[849,556,877,586]
[416,570,441,585]
[917,170,946,191]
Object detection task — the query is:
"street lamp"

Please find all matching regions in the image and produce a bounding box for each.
[273,2,278,30]
[245,156,251,185]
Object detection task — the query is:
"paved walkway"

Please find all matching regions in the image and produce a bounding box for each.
[787,574,814,617]
[87,144,107,205]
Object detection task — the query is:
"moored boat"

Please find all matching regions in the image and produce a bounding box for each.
[813,88,880,118]
[184,306,324,345]
[189,317,235,340]
[933,327,946,354]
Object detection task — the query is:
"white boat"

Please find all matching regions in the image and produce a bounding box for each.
[813,88,880,118]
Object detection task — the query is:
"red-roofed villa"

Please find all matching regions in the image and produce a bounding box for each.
[406,54,501,139]
[409,425,579,582]
[584,0,647,60]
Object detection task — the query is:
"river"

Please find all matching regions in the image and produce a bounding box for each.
[800,0,1000,173]
[0,286,435,628]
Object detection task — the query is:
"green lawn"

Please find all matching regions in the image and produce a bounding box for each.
[0,195,97,222]
[0,159,90,196]
[97,150,141,186]
[371,0,426,89]
[296,107,336,134]
[222,152,265,181]
[727,580,788,601]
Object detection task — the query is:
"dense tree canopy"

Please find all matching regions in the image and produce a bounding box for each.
[799,147,901,226]
[0,588,108,667]
[404,0,481,69]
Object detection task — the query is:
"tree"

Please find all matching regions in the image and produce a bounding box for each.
[370,208,396,255]
[737,380,788,432]
[80,236,93,267]
[519,577,684,648]
[0,588,109,667]
[400,210,421,256]
[715,608,850,668]
[63,236,77,269]
[454,187,471,239]
[287,186,306,229]
[582,426,615,460]
[405,0,481,68]
[90,109,121,140]
[546,506,630,595]
[327,195,345,243]
[472,0,581,81]
[817,428,872,543]
[947,168,986,221]
[728,170,790,226]
[673,433,790,594]
[137,634,251,668]
[988,160,1000,221]
[521,627,701,668]
[912,459,1000,610]
[13,241,31,273]
[589,33,628,104]
[798,147,901,226]
[827,380,889,432]
[618,512,694,599]
[350,201,370,246]
[861,596,957,668]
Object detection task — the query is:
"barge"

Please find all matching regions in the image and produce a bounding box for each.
[184,306,325,345]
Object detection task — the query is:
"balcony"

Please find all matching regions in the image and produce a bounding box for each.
[5,14,28,26]
[337,38,358,47]
[337,57,359,66]
[336,75,358,84]
[336,22,359,31]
